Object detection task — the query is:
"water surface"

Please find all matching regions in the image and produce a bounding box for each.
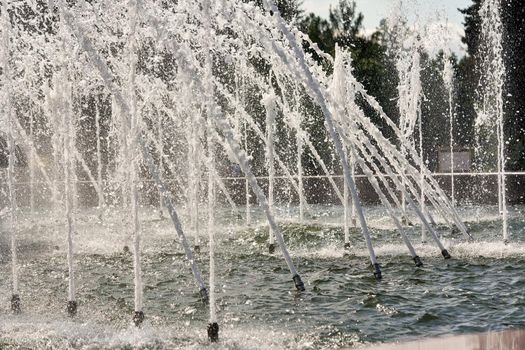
[0,205,524,349]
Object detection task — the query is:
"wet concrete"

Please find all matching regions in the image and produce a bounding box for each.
[365,328,525,350]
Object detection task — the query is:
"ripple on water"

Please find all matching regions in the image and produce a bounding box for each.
[0,207,524,348]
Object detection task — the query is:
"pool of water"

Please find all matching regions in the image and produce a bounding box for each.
[0,205,524,349]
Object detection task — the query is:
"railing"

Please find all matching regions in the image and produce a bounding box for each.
[1,170,525,208]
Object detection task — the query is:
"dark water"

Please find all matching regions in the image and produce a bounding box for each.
[0,205,524,349]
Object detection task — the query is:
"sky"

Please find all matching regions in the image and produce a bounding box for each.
[302,0,473,55]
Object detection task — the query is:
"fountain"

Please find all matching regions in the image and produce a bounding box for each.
[476,0,508,242]
[0,0,523,348]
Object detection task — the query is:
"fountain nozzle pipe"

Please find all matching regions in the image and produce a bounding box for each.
[133,310,144,327]
[373,263,382,280]
[200,287,209,304]
[11,294,20,314]
[293,274,305,291]
[441,249,451,259]
[67,300,77,317]
[208,322,219,342]
[413,255,423,267]
[268,243,276,254]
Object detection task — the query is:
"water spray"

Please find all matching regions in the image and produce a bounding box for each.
[95,99,105,218]
[62,74,77,317]
[265,93,277,254]
[262,0,382,280]
[56,2,209,302]
[203,1,220,341]
[332,73,423,268]
[2,0,21,314]
[243,121,252,226]
[478,0,508,242]
[127,0,145,326]
[213,114,306,291]
[443,53,456,207]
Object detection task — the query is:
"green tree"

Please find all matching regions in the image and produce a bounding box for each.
[249,0,303,23]
[329,0,364,48]
[502,0,525,171]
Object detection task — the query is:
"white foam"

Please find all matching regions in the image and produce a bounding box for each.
[290,240,525,260]
[0,315,301,350]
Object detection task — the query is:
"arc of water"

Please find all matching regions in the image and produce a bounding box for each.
[155,93,165,220]
[143,130,187,199]
[297,123,306,223]
[222,93,312,209]
[10,89,46,212]
[352,118,446,231]
[327,45,444,258]
[264,93,277,251]
[60,72,78,316]
[95,99,105,213]
[400,45,423,230]
[189,18,345,209]
[134,121,225,223]
[145,119,240,217]
[350,147,421,265]
[239,68,252,225]
[341,122,450,258]
[127,0,145,326]
[206,150,218,331]
[29,109,35,214]
[270,73,342,208]
[344,133,431,260]
[478,0,508,241]
[203,0,218,331]
[356,89,470,237]
[105,95,120,205]
[230,66,313,222]
[340,125,449,258]
[343,147,351,247]
[232,60,250,223]
[274,21,469,237]
[329,49,420,262]
[261,0,381,278]
[347,87,471,240]
[7,109,20,313]
[343,147,357,247]
[243,121,251,224]
[11,113,59,206]
[212,111,306,291]
[417,106,427,242]
[145,101,239,220]
[443,55,456,207]
[350,153,357,226]
[56,1,208,301]
[189,111,203,248]
[290,87,307,223]
[227,0,468,245]
[73,147,104,203]
[200,40,330,216]
[2,0,21,313]
[214,174,239,214]
[188,0,305,291]
[215,80,313,210]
